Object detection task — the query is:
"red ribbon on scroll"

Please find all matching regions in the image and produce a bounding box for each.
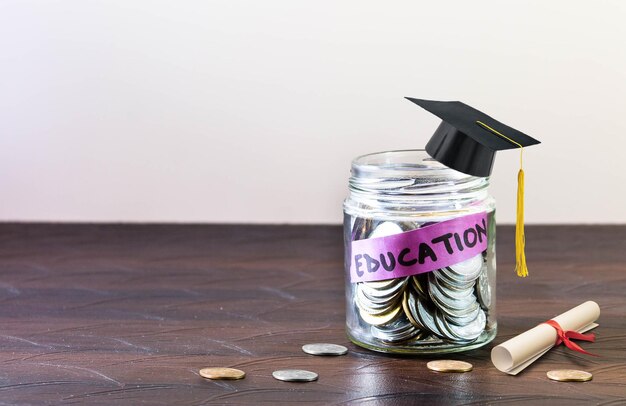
[543,319,598,356]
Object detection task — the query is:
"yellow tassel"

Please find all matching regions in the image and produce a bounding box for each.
[476,120,529,278]
[515,166,528,277]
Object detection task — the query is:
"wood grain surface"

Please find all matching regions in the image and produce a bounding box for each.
[0,223,624,405]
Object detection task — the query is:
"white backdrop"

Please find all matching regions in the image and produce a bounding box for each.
[1,0,625,224]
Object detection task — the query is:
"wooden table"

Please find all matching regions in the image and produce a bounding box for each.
[0,224,624,405]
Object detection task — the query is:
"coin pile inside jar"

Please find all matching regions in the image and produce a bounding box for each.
[353,219,491,345]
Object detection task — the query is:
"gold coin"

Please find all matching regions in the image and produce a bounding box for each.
[199,367,246,380]
[359,305,401,326]
[427,360,473,373]
[547,369,593,382]
[411,276,426,296]
[402,290,421,328]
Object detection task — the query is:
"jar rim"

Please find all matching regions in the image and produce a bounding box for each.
[351,149,459,178]
[353,149,427,168]
[346,149,493,225]
[348,148,489,197]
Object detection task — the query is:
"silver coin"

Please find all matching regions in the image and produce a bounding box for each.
[359,289,405,309]
[371,317,421,343]
[272,369,319,382]
[433,308,460,341]
[429,285,477,312]
[356,290,390,311]
[444,305,480,326]
[433,273,475,294]
[429,273,475,301]
[432,270,476,292]
[360,277,408,300]
[439,315,474,343]
[428,282,478,315]
[356,281,406,315]
[302,343,348,356]
[368,221,404,238]
[416,296,444,338]
[371,317,412,336]
[437,268,478,288]
[446,255,484,280]
[395,329,425,343]
[446,309,486,341]
[356,297,398,316]
[356,295,397,314]
[435,296,480,319]
[439,265,480,283]
[363,278,399,290]
[476,267,491,310]
[357,284,398,307]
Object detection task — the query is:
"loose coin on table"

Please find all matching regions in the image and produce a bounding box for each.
[302,343,348,356]
[272,369,319,382]
[547,369,593,382]
[199,367,246,380]
[427,360,473,373]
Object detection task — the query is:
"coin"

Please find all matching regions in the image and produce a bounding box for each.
[357,286,398,313]
[363,278,399,290]
[199,367,246,380]
[272,369,319,382]
[371,317,421,343]
[427,360,473,373]
[446,308,486,341]
[433,308,459,341]
[360,277,407,300]
[357,276,407,320]
[351,217,376,241]
[476,268,491,310]
[416,296,444,338]
[429,278,477,311]
[402,290,424,329]
[302,343,348,356]
[356,280,406,316]
[411,275,428,297]
[359,304,401,326]
[547,369,593,382]
[434,268,474,288]
[445,255,484,281]
[438,268,477,289]
[444,306,480,326]
[369,221,404,238]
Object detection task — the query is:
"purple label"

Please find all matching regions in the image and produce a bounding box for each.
[350,212,488,283]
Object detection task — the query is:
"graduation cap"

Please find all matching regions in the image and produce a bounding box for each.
[405,98,540,177]
[406,97,541,278]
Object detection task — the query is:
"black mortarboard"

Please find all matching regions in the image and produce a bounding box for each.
[405,98,540,177]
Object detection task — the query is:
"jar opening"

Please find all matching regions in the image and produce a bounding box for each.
[351,149,486,185]
[345,149,492,218]
[354,149,431,168]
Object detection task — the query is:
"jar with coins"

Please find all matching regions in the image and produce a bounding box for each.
[343,150,497,354]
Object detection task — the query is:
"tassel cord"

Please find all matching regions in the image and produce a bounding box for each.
[476,120,529,277]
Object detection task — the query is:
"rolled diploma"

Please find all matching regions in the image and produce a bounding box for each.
[491,301,600,375]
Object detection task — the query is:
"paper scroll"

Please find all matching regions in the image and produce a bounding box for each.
[491,301,600,375]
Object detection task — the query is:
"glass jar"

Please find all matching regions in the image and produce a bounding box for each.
[343,150,497,354]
